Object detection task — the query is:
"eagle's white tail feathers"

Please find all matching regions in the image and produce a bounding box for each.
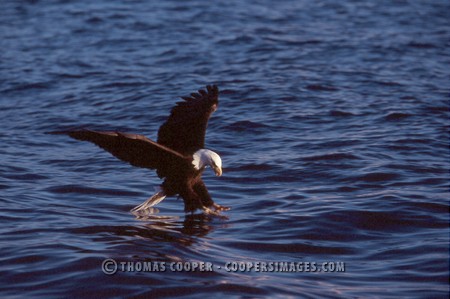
[130,189,166,214]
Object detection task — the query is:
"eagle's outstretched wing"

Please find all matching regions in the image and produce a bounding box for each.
[49,130,187,178]
[157,85,219,155]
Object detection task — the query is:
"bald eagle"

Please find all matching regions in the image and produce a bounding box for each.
[50,85,228,215]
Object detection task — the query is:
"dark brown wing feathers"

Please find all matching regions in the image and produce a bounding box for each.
[157,85,218,155]
[49,130,187,178]
[49,85,218,179]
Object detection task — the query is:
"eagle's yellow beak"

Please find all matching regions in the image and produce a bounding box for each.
[213,165,222,177]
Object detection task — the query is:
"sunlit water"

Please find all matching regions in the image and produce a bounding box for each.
[1,0,449,298]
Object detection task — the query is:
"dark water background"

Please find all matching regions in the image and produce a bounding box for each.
[1,0,449,298]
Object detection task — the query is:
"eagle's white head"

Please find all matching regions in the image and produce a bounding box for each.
[192,149,222,176]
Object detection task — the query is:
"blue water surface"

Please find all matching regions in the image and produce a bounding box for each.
[0,0,449,298]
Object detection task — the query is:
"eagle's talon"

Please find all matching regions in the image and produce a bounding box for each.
[212,203,230,211]
[202,206,220,216]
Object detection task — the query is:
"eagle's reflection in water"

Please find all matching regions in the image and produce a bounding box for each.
[132,208,228,238]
